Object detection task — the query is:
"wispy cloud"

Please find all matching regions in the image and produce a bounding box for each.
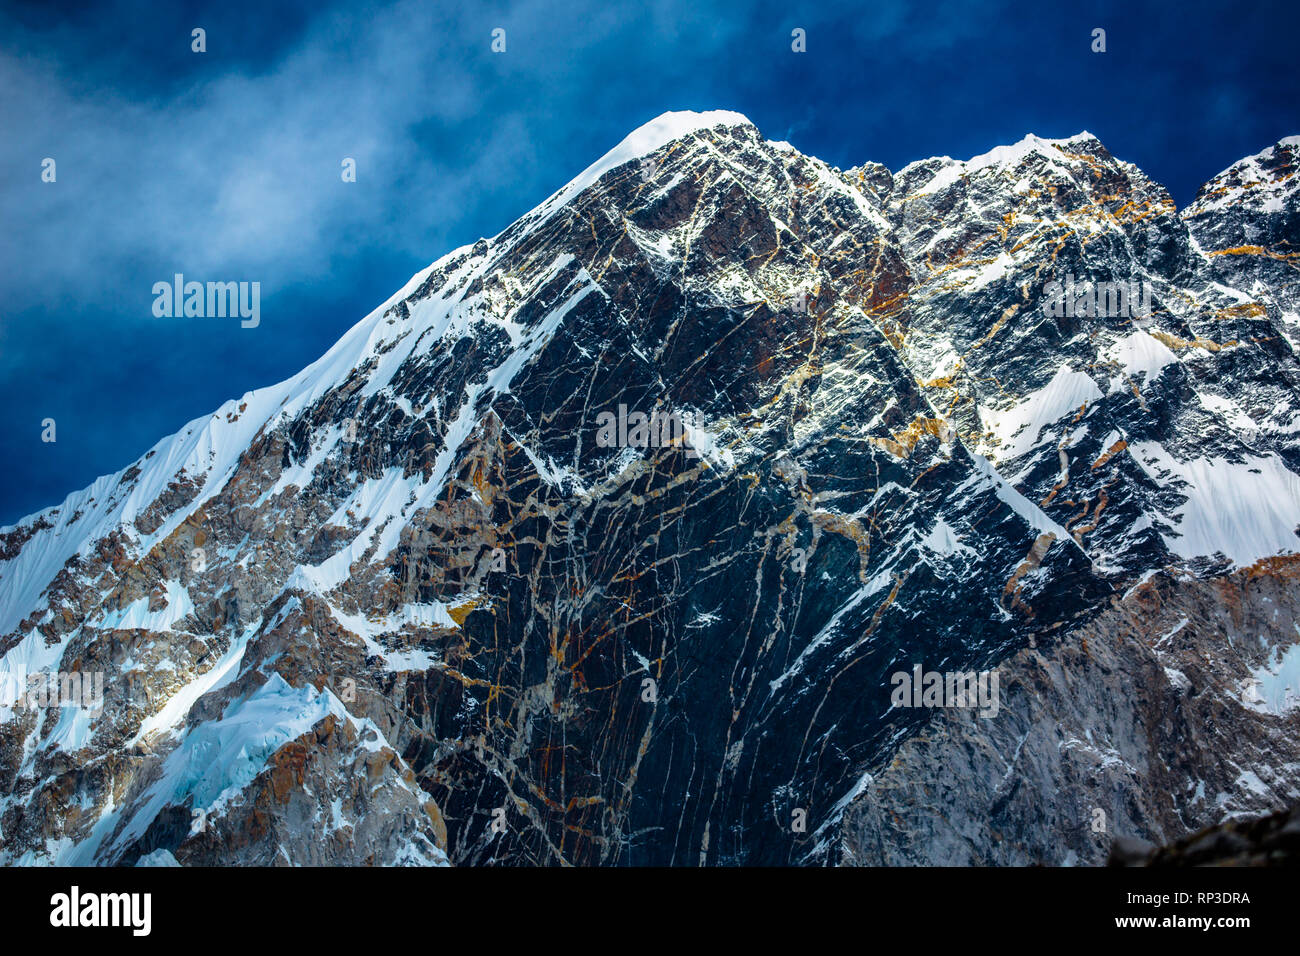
[1,0,1297,523]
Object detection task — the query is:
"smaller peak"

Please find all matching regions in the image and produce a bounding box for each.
[1208,135,1300,177]
[899,131,1106,197]
[1052,130,1099,145]
[966,131,1099,168]
[1186,133,1300,216]
[1042,131,1114,158]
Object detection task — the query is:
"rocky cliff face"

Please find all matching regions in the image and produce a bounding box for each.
[1109,791,1300,866]
[838,559,1300,865]
[2,112,1297,866]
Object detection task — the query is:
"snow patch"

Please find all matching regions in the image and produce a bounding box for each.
[1130,441,1300,566]
[980,365,1102,460]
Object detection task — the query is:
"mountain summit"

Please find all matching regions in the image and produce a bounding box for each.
[3,111,1300,866]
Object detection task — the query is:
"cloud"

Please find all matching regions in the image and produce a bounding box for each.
[1,0,1297,524]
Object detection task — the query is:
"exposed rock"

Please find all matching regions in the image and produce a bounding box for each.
[1109,801,1300,866]
[1,113,1298,866]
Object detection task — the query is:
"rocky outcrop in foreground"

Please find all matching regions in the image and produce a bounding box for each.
[1110,800,1300,866]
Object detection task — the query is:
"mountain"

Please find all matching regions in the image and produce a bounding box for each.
[2,112,1298,866]
[1109,799,1300,866]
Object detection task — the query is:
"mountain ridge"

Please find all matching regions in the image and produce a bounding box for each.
[3,110,1299,866]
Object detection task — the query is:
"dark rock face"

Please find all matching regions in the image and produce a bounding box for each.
[1,114,1298,866]
[838,560,1300,865]
[1110,800,1300,867]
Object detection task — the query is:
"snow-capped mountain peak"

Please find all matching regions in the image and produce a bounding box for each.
[3,114,1300,867]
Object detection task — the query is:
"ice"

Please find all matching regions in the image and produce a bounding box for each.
[1246,639,1300,715]
[135,849,181,867]
[92,579,195,633]
[1104,331,1178,382]
[522,110,752,231]
[89,674,344,862]
[1130,441,1300,566]
[128,618,260,745]
[922,515,977,558]
[979,365,1102,460]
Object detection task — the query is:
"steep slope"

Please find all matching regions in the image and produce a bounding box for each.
[2,112,1298,866]
[838,558,1300,865]
[839,133,1300,864]
[880,132,1300,579]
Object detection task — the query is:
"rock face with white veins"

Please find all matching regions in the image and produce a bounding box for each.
[2,112,1298,866]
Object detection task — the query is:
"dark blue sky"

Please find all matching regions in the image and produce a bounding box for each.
[2,0,1297,525]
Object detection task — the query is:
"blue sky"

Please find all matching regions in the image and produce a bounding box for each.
[2,0,1297,525]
